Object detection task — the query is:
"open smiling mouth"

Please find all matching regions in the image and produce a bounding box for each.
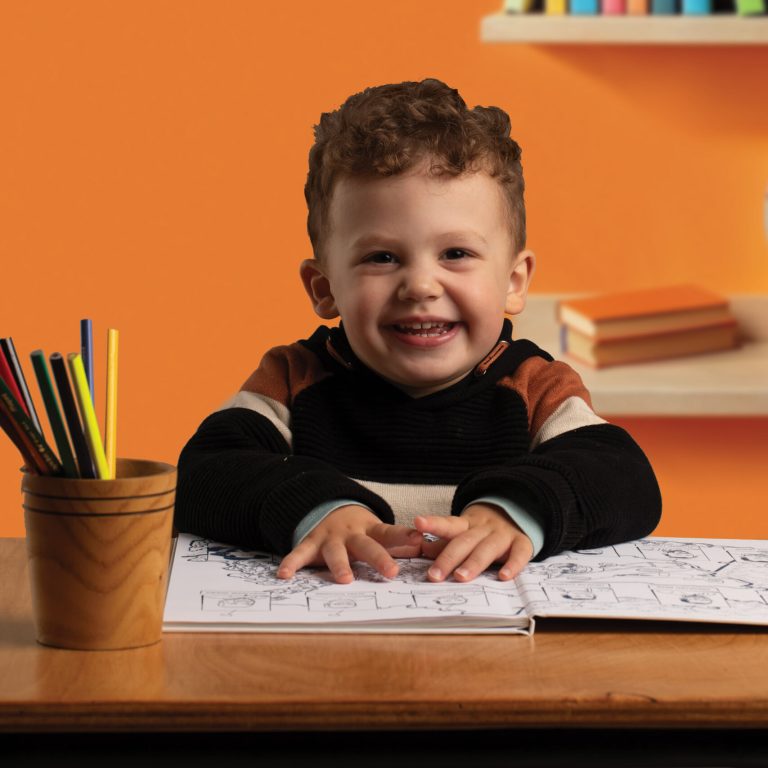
[392,322,457,337]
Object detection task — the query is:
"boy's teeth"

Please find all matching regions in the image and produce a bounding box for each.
[395,321,454,336]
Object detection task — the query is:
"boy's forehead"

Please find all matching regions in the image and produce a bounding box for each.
[328,169,509,236]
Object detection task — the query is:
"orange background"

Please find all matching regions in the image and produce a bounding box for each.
[1,1,767,538]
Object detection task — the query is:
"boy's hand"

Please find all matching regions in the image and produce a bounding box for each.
[277,505,423,584]
[414,503,533,583]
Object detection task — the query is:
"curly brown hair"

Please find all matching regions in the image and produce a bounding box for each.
[304,78,526,259]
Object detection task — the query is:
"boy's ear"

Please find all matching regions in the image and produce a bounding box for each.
[505,249,535,316]
[300,259,339,319]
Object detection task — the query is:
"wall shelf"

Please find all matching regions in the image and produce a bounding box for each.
[513,295,768,415]
[481,13,768,44]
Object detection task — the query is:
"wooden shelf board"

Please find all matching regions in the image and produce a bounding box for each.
[481,13,768,44]
[513,295,768,415]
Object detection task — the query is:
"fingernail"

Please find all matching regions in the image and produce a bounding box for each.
[455,567,469,580]
[499,567,512,579]
[428,567,442,580]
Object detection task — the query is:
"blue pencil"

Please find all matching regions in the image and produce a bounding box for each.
[80,319,94,406]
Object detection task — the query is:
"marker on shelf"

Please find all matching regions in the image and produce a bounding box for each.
[571,0,600,12]
[602,0,627,12]
[682,0,711,12]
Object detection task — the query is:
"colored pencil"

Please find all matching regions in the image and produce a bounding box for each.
[0,337,43,434]
[80,318,94,407]
[0,402,38,472]
[0,397,49,474]
[68,352,110,479]
[50,353,96,479]
[105,328,119,478]
[0,345,30,418]
[30,350,79,478]
[0,377,63,476]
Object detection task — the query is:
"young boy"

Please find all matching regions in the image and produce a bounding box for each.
[175,78,661,585]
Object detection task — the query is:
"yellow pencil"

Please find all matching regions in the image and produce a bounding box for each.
[68,352,111,480]
[105,328,119,478]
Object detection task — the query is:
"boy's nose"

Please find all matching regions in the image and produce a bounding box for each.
[397,266,443,302]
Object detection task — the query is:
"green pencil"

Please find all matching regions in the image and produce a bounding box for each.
[30,350,79,478]
[0,377,63,476]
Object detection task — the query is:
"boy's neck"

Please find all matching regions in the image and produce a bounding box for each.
[324,319,516,398]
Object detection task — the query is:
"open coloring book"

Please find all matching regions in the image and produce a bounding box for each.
[163,532,768,635]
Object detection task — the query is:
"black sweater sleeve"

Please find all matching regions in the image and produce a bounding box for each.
[175,407,394,554]
[451,423,662,560]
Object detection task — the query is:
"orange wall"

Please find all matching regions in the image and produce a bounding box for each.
[1,1,767,537]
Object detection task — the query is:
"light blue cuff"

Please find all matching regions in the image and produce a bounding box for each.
[292,499,374,548]
[465,496,545,558]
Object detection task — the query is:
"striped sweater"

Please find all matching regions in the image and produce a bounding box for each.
[175,319,661,560]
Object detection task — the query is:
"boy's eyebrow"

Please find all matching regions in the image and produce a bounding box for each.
[350,230,489,250]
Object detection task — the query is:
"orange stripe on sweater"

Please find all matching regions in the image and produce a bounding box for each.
[240,342,331,407]
[499,356,593,439]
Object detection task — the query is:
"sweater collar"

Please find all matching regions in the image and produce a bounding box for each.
[324,318,515,379]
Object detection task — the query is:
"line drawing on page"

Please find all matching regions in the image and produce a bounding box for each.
[180,537,525,620]
[517,539,768,618]
[167,535,768,627]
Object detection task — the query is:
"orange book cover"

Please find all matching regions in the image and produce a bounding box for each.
[562,319,740,368]
[558,284,733,339]
[627,0,649,12]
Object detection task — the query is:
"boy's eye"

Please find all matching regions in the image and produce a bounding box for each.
[444,248,470,260]
[365,252,396,264]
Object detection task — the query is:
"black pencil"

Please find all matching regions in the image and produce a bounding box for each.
[30,350,79,478]
[0,402,39,473]
[0,378,63,476]
[0,337,43,436]
[49,352,96,479]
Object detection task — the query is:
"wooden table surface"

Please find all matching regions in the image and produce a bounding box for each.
[3,537,768,733]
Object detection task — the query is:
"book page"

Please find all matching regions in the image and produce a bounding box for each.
[516,537,768,626]
[164,533,531,634]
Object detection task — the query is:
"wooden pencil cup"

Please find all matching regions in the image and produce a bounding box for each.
[22,458,176,650]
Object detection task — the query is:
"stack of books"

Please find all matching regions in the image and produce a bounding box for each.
[557,284,740,368]
[503,0,766,15]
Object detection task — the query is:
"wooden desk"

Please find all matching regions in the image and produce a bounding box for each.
[3,537,768,736]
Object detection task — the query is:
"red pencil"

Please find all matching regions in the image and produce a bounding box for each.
[0,345,30,418]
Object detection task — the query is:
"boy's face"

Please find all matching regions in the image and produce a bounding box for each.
[301,165,534,398]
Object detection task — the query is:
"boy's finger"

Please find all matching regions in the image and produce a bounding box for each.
[452,535,504,582]
[370,523,423,549]
[277,539,320,579]
[427,529,485,582]
[420,536,449,560]
[413,515,468,539]
[321,539,355,584]
[386,544,422,559]
[349,535,399,579]
[498,537,534,581]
